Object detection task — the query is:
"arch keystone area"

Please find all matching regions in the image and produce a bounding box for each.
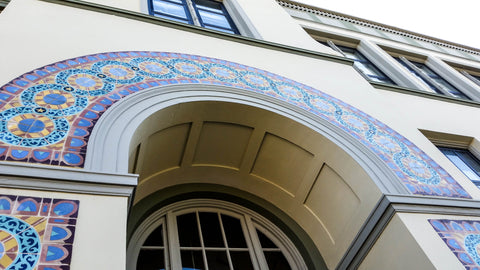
[0,51,471,198]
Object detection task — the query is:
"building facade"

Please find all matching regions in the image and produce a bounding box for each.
[1,0,480,269]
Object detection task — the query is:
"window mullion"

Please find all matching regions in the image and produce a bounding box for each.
[185,0,201,26]
[218,213,234,270]
[196,211,209,270]
[245,216,267,270]
[400,57,451,96]
[167,211,180,270]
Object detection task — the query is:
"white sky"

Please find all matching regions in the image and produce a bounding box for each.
[297,0,480,50]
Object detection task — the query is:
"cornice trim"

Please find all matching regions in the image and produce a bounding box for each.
[278,0,480,55]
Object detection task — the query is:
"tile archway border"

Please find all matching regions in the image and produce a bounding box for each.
[0,51,470,198]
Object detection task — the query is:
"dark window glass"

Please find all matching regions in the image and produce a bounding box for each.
[177,213,201,247]
[143,224,164,246]
[221,214,247,248]
[206,251,230,270]
[199,212,224,247]
[264,251,292,270]
[230,251,254,270]
[439,147,480,187]
[181,250,205,269]
[257,230,277,248]
[137,249,165,270]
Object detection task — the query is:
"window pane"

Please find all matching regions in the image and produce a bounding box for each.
[152,0,188,19]
[206,251,230,270]
[177,213,201,247]
[230,251,254,270]
[204,25,235,34]
[143,224,164,246]
[458,151,480,175]
[199,212,224,247]
[221,214,247,248]
[198,10,231,29]
[137,249,165,270]
[257,230,277,248]
[193,0,223,12]
[440,148,480,181]
[181,250,205,270]
[337,46,394,84]
[264,251,292,270]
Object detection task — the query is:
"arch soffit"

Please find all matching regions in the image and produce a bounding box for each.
[0,51,470,199]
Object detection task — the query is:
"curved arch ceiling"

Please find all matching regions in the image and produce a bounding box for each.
[0,51,470,198]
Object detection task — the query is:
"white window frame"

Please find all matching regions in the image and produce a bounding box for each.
[127,199,307,270]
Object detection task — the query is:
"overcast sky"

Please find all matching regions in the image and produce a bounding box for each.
[297,0,480,49]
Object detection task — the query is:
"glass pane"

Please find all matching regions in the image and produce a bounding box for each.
[181,250,205,270]
[199,212,224,247]
[143,224,164,246]
[177,213,201,247]
[458,151,480,175]
[342,51,361,61]
[230,251,254,270]
[264,251,292,270]
[152,0,188,19]
[193,0,223,12]
[221,215,247,248]
[256,230,277,248]
[206,251,230,270]
[137,249,165,270]
[445,153,480,180]
[198,10,230,29]
[204,25,235,34]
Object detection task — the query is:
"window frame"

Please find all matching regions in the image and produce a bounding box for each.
[148,0,240,34]
[319,40,397,85]
[394,56,470,99]
[438,147,480,188]
[127,199,307,270]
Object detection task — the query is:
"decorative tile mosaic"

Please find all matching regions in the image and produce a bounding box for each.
[0,51,471,198]
[0,194,79,270]
[430,219,480,269]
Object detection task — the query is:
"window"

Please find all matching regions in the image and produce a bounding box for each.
[149,0,239,34]
[438,147,480,188]
[395,57,470,100]
[321,41,396,85]
[128,199,306,270]
[457,70,480,87]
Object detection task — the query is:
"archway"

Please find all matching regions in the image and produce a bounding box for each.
[0,51,470,198]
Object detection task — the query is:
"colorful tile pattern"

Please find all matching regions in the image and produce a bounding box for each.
[0,51,471,198]
[430,219,480,269]
[0,194,79,270]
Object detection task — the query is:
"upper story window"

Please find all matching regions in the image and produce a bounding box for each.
[149,0,239,34]
[320,41,396,85]
[129,199,307,270]
[438,147,480,188]
[394,56,470,100]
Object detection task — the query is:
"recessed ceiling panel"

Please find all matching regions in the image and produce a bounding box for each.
[251,133,314,195]
[193,122,253,170]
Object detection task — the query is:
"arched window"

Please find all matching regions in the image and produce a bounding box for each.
[128,199,307,270]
